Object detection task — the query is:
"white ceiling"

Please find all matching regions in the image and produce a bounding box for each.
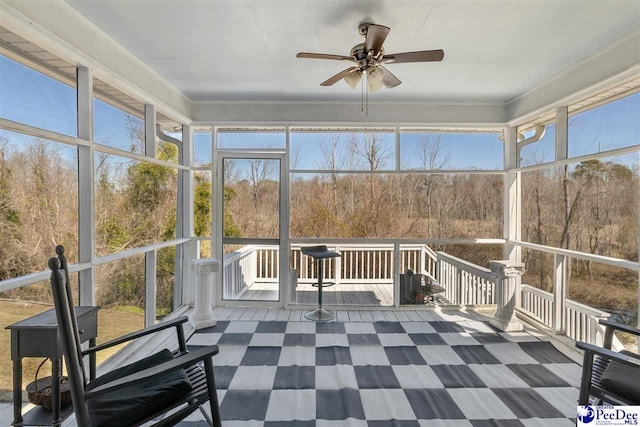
[64,0,640,104]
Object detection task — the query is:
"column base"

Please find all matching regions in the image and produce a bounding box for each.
[490,317,523,332]
[304,308,336,321]
[190,314,217,330]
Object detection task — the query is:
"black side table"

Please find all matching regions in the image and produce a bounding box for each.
[7,306,98,427]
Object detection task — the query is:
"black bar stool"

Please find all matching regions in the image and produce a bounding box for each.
[301,245,341,321]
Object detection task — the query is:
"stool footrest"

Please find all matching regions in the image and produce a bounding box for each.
[311,282,335,288]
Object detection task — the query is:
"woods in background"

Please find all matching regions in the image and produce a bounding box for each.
[0,129,637,325]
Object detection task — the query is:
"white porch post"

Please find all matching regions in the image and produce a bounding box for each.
[553,107,569,336]
[181,125,195,307]
[143,104,157,324]
[190,258,219,329]
[503,127,521,263]
[490,260,525,332]
[77,66,95,306]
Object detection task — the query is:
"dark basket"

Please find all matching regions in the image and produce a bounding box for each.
[26,358,72,410]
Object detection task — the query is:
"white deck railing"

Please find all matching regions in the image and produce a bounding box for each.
[238,244,439,285]
[518,284,620,349]
[436,252,496,305]
[220,243,622,348]
[520,284,554,328]
[222,245,257,299]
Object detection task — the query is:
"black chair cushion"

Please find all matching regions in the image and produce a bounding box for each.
[86,349,192,427]
[599,350,640,403]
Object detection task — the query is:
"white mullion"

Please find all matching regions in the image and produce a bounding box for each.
[0,263,92,293]
[93,144,190,170]
[94,238,190,266]
[289,168,506,175]
[77,66,95,306]
[143,104,158,319]
[395,127,401,171]
[213,127,224,304]
[555,107,568,161]
[0,118,90,147]
[512,144,640,174]
[281,127,291,308]
[289,238,507,245]
[179,125,195,308]
[144,104,157,158]
[145,250,157,326]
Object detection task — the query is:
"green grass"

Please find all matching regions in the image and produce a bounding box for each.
[0,300,143,401]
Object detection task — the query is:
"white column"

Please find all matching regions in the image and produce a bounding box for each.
[190,258,219,329]
[490,260,525,332]
[503,127,521,263]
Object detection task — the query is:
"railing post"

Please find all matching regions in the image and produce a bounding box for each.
[490,260,525,331]
[334,245,341,286]
[553,254,567,335]
[393,242,400,307]
[190,258,219,329]
[456,265,462,305]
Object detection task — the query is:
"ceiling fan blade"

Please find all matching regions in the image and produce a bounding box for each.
[364,24,390,55]
[382,49,445,64]
[297,52,354,61]
[379,66,401,88]
[320,67,360,86]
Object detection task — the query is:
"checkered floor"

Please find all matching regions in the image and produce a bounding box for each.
[181,318,580,426]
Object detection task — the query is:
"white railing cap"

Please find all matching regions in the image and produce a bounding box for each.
[192,258,220,273]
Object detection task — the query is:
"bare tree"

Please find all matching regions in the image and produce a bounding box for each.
[248,159,275,235]
[318,135,342,214]
[417,135,448,235]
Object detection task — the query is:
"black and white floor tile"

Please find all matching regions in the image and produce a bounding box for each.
[181,318,580,426]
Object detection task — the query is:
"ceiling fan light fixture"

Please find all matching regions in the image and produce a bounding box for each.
[344,70,362,89]
[367,67,385,92]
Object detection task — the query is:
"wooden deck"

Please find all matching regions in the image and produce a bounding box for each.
[234,282,451,306]
[235,281,395,305]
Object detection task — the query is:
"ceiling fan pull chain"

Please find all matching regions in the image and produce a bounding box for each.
[361,71,364,112]
[365,70,369,116]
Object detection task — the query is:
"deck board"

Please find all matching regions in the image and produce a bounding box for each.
[232,282,396,306]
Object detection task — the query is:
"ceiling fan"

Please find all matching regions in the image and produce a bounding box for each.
[296,23,444,96]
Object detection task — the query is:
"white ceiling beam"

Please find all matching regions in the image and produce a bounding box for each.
[191,101,508,126]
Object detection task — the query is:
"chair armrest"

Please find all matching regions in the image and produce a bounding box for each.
[85,345,219,399]
[576,341,640,368]
[598,319,640,337]
[81,316,189,356]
